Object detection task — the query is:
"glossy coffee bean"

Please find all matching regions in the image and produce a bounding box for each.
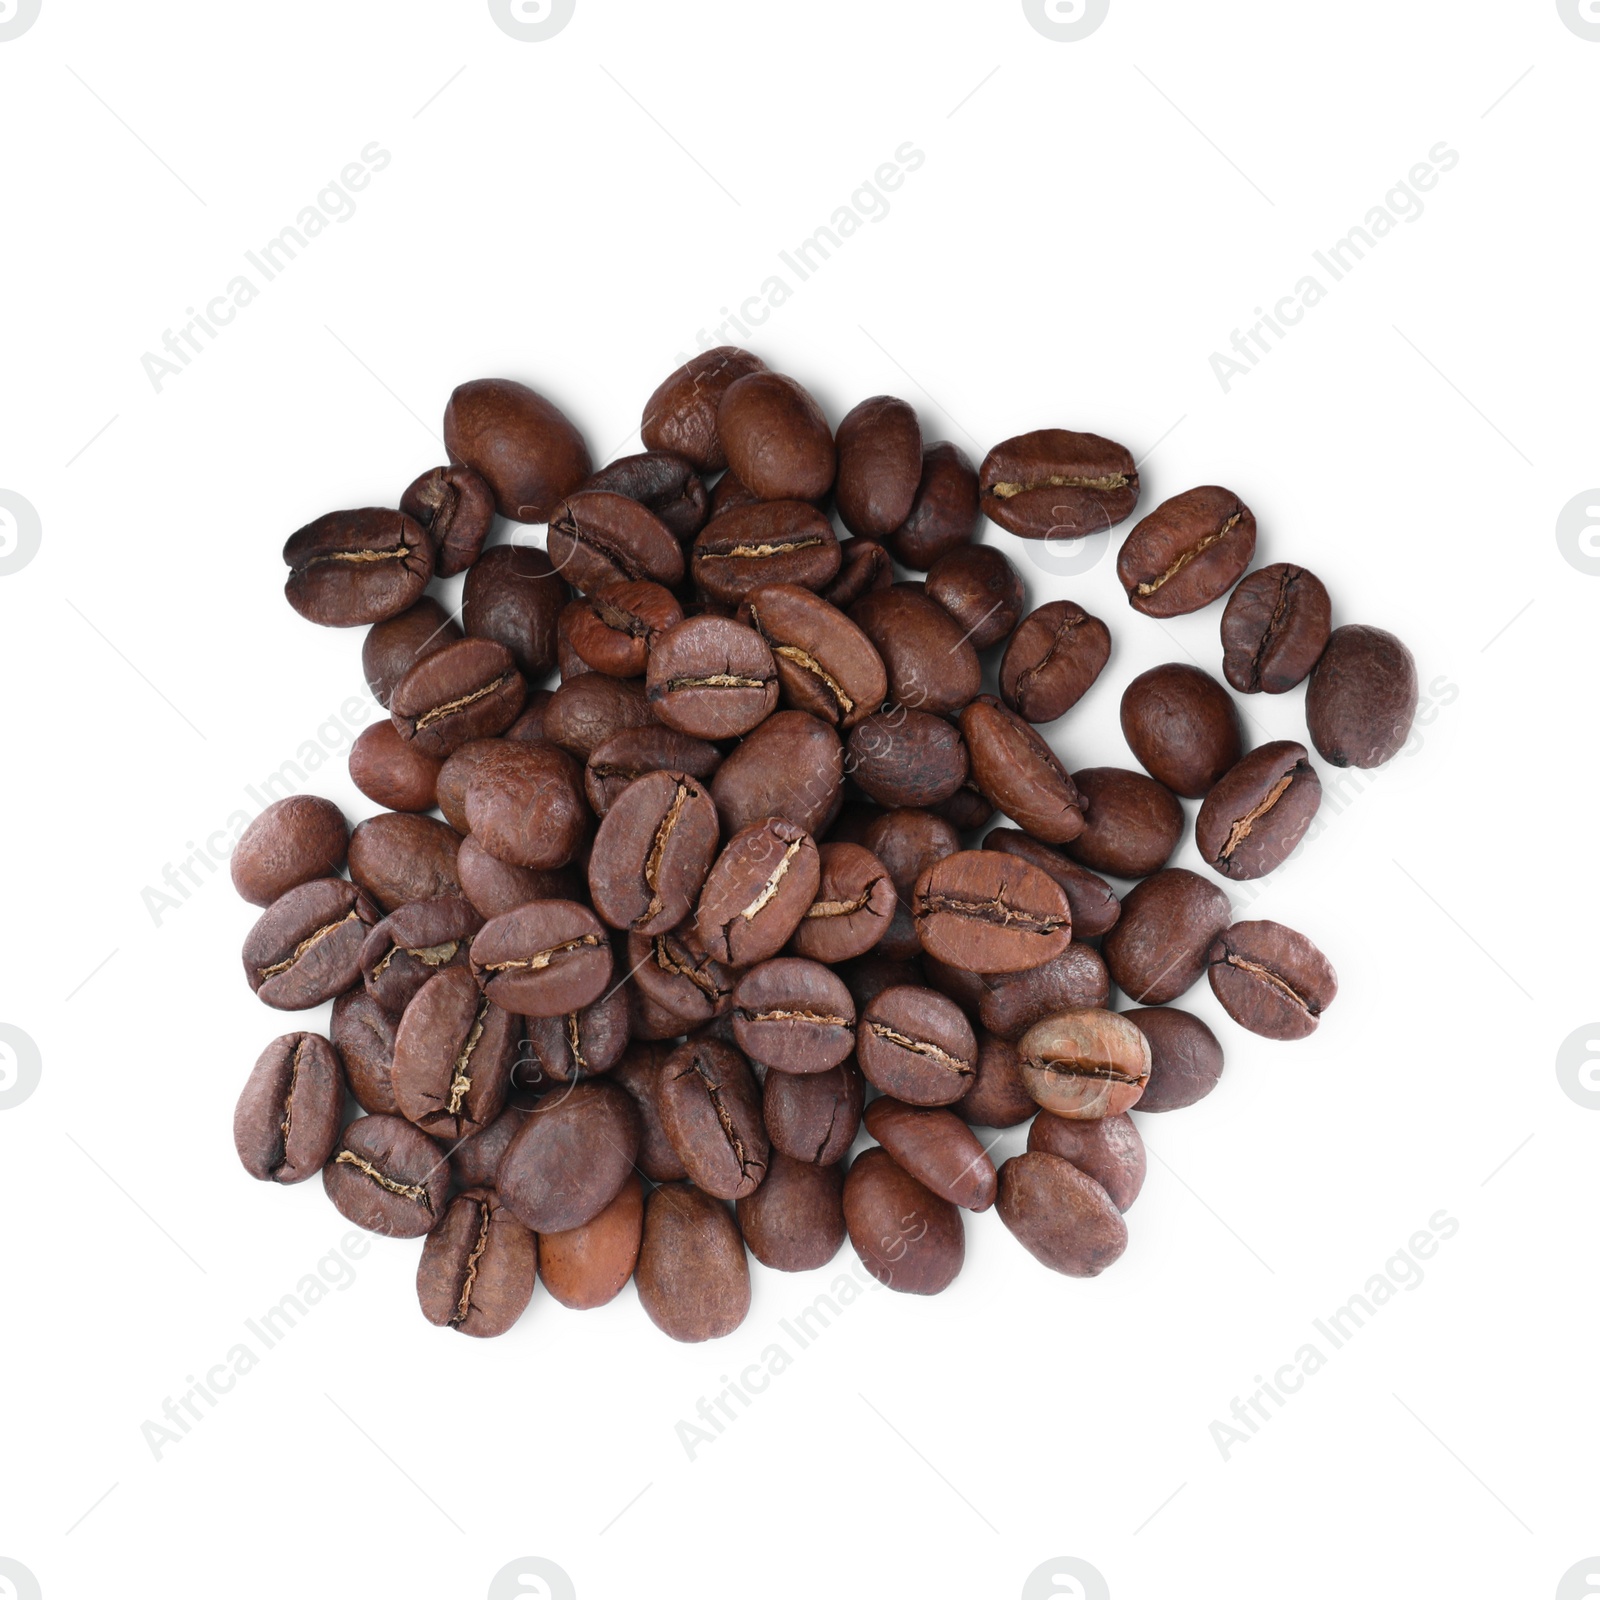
[629,925,736,1026]
[323,1114,450,1238]
[283,508,433,627]
[1118,486,1255,617]
[788,841,895,963]
[392,966,516,1139]
[349,721,442,813]
[926,545,1025,650]
[953,1033,1037,1128]
[362,598,461,709]
[1305,624,1418,769]
[566,581,682,677]
[457,834,578,920]
[835,395,922,537]
[658,1039,769,1199]
[359,895,482,1016]
[849,587,981,716]
[1196,740,1321,879]
[737,1154,846,1272]
[823,537,894,608]
[912,849,1072,974]
[461,544,567,681]
[1120,663,1243,798]
[996,1151,1127,1276]
[1122,1006,1224,1112]
[400,464,495,578]
[612,1043,690,1181]
[539,1174,645,1309]
[348,813,464,912]
[234,1033,344,1184]
[243,878,378,1010]
[857,984,977,1106]
[695,818,821,966]
[583,451,708,540]
[979,430,1139,539]
[844,1148,964,1294]
[521,984,631,1082]
[1102,869,1232,1004]
[416,1189,537,1338]
[444,377,592,522]
[846,709,969,810]
[1063,767,1184,879]
[1028,1111,1145,1212]
[692,501,841,605]
[470,901,613,1017]
[332,989,400,1115]
[646,615,778,739]
[999,600,1112,723]
[231,796,349,908]
[1220,563,1332,694]
[464,741,589,871]
[585,726,721,815]
[636,1182,752,1342]
[732,957,856,1074]
[710,710,842,838]
[1017,1009,1151,1118]
[863,1098,996,1211]
[547,489,686,595]
[497,1080,641,1231]
[589,770,720,934]
[764,1058,863,1164]
[641,346,766,473]
[961,696,1085,845]
[1208,920,1337,1040]
[981,829,1120,939]
[738,582,887,730]
[887,442,979,570]
[717,370,836,501]
[391,637,525,760]
[977,942,1109,1042]
[544,673,657,761]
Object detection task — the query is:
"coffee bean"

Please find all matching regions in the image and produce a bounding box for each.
[764,1058,863,1163]
[863,1097,997,1211]
[1304,624,1418,769]
[857,984,977,1105]
[717,370,836,500]
[589,770,720,935]
[231,796,349,908]
[461,544,567,681]
[392,966,516,1139]
[359,895,482,1016]
[539,1174,645,1309]
[400,464,495,578]
[506,691,554,742]
[960,695,1085,844]
[788,841,895,963]
[547,489,686,594]
[362,598,462,708]
[849,587,981,715]
[695,818,821,966]
[243,878,379,1009]
[464,740,589,871]
[444,378,592,522]
[1220,563,1332,694]
[565,581,682,678]
[1027,1111,1145,1212]
[234,1033,344,1184]
[391,637,525,760]
[887,442,979,570]
[448,1104,530,1190]
[1101,868,1231,1004]
[1121,1006,1224,1112]
[658,1038,769,1199]
[585,726,722,815]
[434,740,511,833]
[979,430,1139,539]
[1208,920,1337,1040]
[731,957,856,1074]
[348,812,464,912]
[999,600,1112,723]
[521,984,631,1082]
[323,1113,450,1238]
[919,952,987,1014]
[1118,486,1255,617]
[349,721,442,813]
[691,501,842,604]
[981,828,1121,939]
[629,925,736,1026]
[1120,663,1243,798]
[1063,767,1184,879]
[736,1154,846,1272]
[710,710,842,838]
[582,451,709,540]
[611,1042,690,1181]
[457,834,578,920]
[497,1080,641,1231]
[843,1147,964,1294]
[996,1151,1126,1276]
[953,1033,1036,1128]
[846,709,970,811]
[283,508,434,627]
[1196,740,1321,879]
[416,1188,537,1338]
[332,990,400,1115]
[933,779,997,833]
[636,1182,752,1342]
[641,346,766,473]
[544,673,657,761]
[471,901,613,1017]
[1017,1008,1151,1118]
[739,582,888,730]
[646,615,779,739]
[912,849,1072,975]
[977,942,1109,1043]
[823,536,894,609]
[835,395,922,537]
[925,545,1025,650]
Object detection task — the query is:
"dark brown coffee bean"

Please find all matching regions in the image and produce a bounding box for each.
[710,710,841,837]
[863,809,960,962]
[736,1154,846,1272]
[731,957,855,1074]
[981,829,1120,938]
[360,895,482,1016]
[243,878,378,1010]
[1017,1008,1150,1118]
[391,966,516,1140]
[1063,767,1183,879]
[844,1147,964,1294]
[448,1105,531,1190]
[1221,563,1332,694]
[658,1038,769,1199]
[835,395,922,537]
[323,1113,450,1238]
[1102,869,1231,1004]
[996,1151,1126,1276]
[977,942,1109,1042]
[846,709,970,811]
[1208,920,1337,1040]
[637,1182,751,1341]
[717,370,836,500]
[391,637,525,760]
[999,600,1112,724]
[739,582,887,730]
[348,813,464,912]
[363,598,462,709]
[416,1189,536,1338]
[961,696,1085,845]
[823,536,894,608]
[887,442,979,570]
[544,673,657,761]
[521,983,631,1083]
[332,990,400,1115]
[464,740,589,871]
[863,1098,996,1211]
[1196,740,1321,879]
[764,1059,863,1164]
[497,1080,640,1231]
[695,818,821,966]
[925,545,1025,650]
[585,726,721,816]
[283,509,433,627]
[589,770,719,934]
[231,796,349,908]
[1028,1111,1145,1212]
[979,430,1139,539]
[433,740,509,833]
[629,925,735,1026]
[641,346,767,473]
[457,834,578,920]
[691,501,842,605]
[1118,486,1256,617]
[788,841,895,963]
[583,451,709,540]
[709,469,763,518]
[1305,624,1418,769]
[547,489,686,595]
[444,378,592,522]
[565,581,682,677]
[1122,1006,1224,1112]
[1120,663,1243,798]
[611,1043,690,1181]
[952,1033,1035,1128]
[471,901,613,1017]
[234,1033,344,1184]
[400,464,495,578]
[849,587,981,715]
[858,984,977,1105]
[461,544,567,681]
[912,849,1072,975]
[509,691,552,734]
[349,722,441,813]
[538,1173,644,1309]
[646,615,778,739]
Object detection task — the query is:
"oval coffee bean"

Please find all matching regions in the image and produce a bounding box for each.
[392,966,517,1140]
[912,849,1072,975]
[887,442,979,570]
[348,813,464,912]
[243,878,379,1010]
[691,501,841,604]
[731,957,856,1074]
[977,942,1109,1043]
[999,600,1112,724]
[849,587,981,716]
[521,984,631,1082]
[464,741,589,871]
[646,615,778,739]
[231,796,349,908]
[359,895,482,1016]
[363,598,462,709]
[1063,767,1184,879]
[981,828,1121,939]
[736,1154,847,1272]
[582,451,709,540]
[788,841,895,963]
[835,395,922,537]
[283,508,433,627]
[332,990,400,1115]
[588,770,720,935]
[1119,662,1243,798]
[323,1114,450,1238]
[717,370,836,501]
[925,545,1025,650]
[1196,740,1321,879]
[739,582,887,730]
[823,536,894,608]
[979,429,1139,539]
[1208,920,1338,1040]
[585,725,721,816]
[611,1043,689,1181]
[629,925,736,1025]
[1220,562,1332,694]
[400,464,495,578]
[764,1059,863,1164]
[695,818,821,966]
[435,739,513,833]
[449,1105,530,1190]
[953,1034,1037,1129]
[960,696,1085,845]
[566,580,682,677]
[470,901,613,1017]
[461,544,567,682]
[349,721,442,813]
[443,377,592,522]
[1102,869,1232,1004]
[416,1189,537,1338]
[1028,1111,1145,1212]
[1117,485,1255,618]
[710,710,842,838]
[547,489,686,595]
[857,984,977,1106]
[641,346,766,473]
[862,1098,996,1211]
[539,1174,645,1310]
[457,835,578,921]
[1305,624,1418,769]
[1122,1006,1224,1112]
[543,673,657,761]
[234,1033,344,1184]
[658,1038,769,1199]
[843,1148,964,1294]
[636,1182,752,1342]
[846,709,969,810]
[863,809,960,962]
[1017,1008,1151,1119]
[497,1080,641,1231]
[996,1151,1127,1277]
[391,637,525,760]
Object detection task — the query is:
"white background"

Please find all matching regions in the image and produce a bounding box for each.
[2,3,1596,1598]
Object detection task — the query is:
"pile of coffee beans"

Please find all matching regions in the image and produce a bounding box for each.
[234,350,1419,1341]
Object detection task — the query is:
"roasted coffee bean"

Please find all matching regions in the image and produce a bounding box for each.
[1196,740,1321,879]
[391,637,525,760]
[360,895,482,1016]
[731,957,856,1074]
[737,1154,846,1272]
[835,395,922,537]
[1122,1006,1224,1112]
[544,672,657,761]
[691,501,841,604]
[1118,486,1255,617]
[444,377,592,522]
[953,1033,1036,1128]
[416,1189,537,1338]
[461,544,567,681]
[979,430,1139,539]
[887,442,979,570]
[646,615,778,739]
[629,925,736,1025]
[960,696,1085,845]
[434,740,511,833]
[457,834,578,920]
[708,470,763,518]
[521,983,631,1082]
[933,779,997,833]
[362,598,462,708]
[823,537,894,608]
[348,813,464,912]
[1102,869,1232,1004]
[332,989,400,1115]
[1305,624,1418,769]
[506,691,554,742]
[1208,920,1337,1040]
[710,710,842,837]
[1120,663,1243,798]
[996,1151,1127,1276]
[789,841,895,963]
[400,464,495,578]
[566,581,682,677]
[323,1114,450,1238]
[589,770,720,934]
[1220,563,1332,694]
[999,600,1112,724]
[857,984,977,1105]
[464,740,589,871]
[585,726,722,815]
[243,878,378,1010]
[912,850,1072,975]
[978,942,1110,1042]
[919,953,988,1014]
[846,709,970,811]
[283,508,433,627]
[641,346,766,473]
[863,809,961,962]
[392,966,516,1140]
[539,1174,645,1309]
[717,370,836,501]
[231,796,349,907]
[547,489,686,595]
[739,582,887,730]
[583,451,709,540]
[981,829,1120,939]
[658,1038,769,1199]
[234,1033,344,1184]
[863,1098,996,1211]
[471,901,613,1017]
[611,1043,690,1181]
[838,954,924,1014]
[1028,1111,1145,1212]
[1063,767,1184,879]
[497,1080,641,1231]
[844,1147,964,1294]
[849,587,981,715]
[448,1105,531,1190]
[349,721,442,813]
[636,1182,751,1342]
[926,545,1025,650]
[764,1059,863,1164]
[695,818,821,966]
[1017,1009,1151,1119]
